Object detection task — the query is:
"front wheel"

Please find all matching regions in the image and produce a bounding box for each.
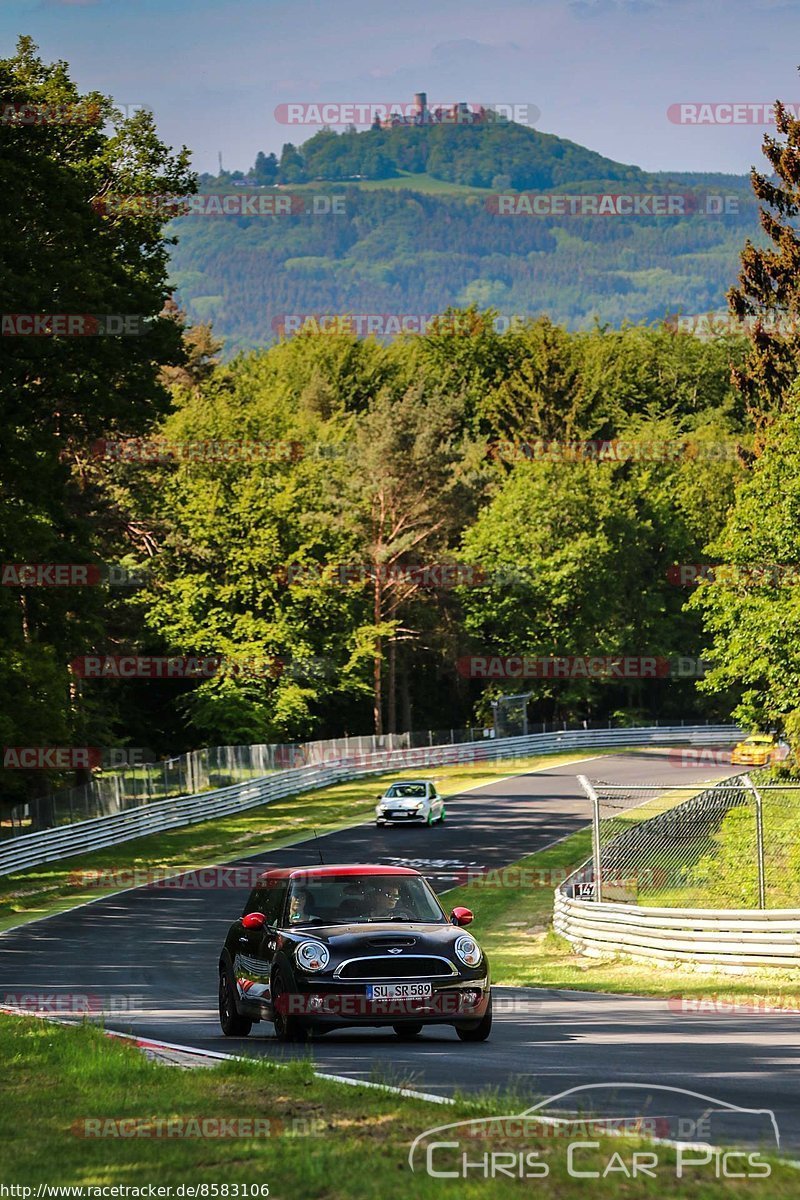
[456,996,492,1042]
[219,968,252,1037]
[271,968,310,1042]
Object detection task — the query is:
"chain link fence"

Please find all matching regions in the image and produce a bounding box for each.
[572,768,800,909]
[2,716,735,841]
[2,735,409,837]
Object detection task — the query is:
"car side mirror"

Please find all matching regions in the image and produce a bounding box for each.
[450,907,473,926]
[242,912,267,930]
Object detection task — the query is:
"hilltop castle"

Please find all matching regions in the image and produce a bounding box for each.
[371,92,490,130]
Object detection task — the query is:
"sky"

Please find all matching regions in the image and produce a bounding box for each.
[3,0,800,176]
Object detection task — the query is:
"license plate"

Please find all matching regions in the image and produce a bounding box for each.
[366,983,432,1000]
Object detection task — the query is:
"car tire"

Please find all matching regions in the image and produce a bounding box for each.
[426,809,435,827]
[456,995,492,1042]
[438,806,446,823]
[393,1022,423,1038]
[218,967,252,1037]
[271,968,310,1042]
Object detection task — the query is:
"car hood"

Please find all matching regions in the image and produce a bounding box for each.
[280,921,470,954]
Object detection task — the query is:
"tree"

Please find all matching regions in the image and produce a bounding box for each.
[346,384,477,733]
[728,98,800,422]
[0,37,195,807]
[689,384,800,744]
[253,151,278,185]
[479,317,586,442]
[278,142,306,183]
[459,413,743,725]
[159,301,223,391]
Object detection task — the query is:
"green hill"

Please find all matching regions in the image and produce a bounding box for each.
[170,122,760,352]
[275,121,649,190]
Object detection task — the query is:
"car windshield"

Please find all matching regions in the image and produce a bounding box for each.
[285,874,446,925]
[385,783,427,797]
[746,737,772,745]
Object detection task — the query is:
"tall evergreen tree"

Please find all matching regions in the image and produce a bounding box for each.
[729,98,800,422]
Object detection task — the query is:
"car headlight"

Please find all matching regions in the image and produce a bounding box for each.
[454,935,482,968]
[295,941,329,972]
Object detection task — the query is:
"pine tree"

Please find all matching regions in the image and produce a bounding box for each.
[728,100,800,422]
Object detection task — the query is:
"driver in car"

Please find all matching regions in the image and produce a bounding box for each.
[288,887,320,924]
[370,882,402,920]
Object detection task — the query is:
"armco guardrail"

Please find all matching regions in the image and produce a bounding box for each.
[0,724,739,878]
[553,892,800,968]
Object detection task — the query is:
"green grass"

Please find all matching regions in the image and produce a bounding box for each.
[681,785,800,909]
[0,750,601,933]
[291,172,487,196]
[0,1014,793,1196]
[444,828,800,1002]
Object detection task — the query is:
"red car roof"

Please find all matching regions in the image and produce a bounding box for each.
[257,864,421,881]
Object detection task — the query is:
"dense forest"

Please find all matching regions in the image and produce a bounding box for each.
[171,182,758,352]
[5,39,800,811]
[171,120,759,351]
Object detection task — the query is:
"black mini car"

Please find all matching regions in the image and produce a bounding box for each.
[218,864,491,1042]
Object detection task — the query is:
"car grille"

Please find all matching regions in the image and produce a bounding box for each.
[335,956,456,980]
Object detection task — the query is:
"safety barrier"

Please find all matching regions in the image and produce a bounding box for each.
[553,890,800,968]
[0,724,739,877]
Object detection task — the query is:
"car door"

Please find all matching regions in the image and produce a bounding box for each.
[429,783,442,819]
[234,880,286,1013]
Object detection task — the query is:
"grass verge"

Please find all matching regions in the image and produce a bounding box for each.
[0,1013,792,1196]
[0,750,602,934]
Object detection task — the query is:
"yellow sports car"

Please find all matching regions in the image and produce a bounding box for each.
[731,734,777,766]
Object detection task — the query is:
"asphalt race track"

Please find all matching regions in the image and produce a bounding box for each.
[4,748,799,1149]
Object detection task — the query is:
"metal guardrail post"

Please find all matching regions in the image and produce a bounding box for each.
[577,774,603,902]
[743,773,766,910]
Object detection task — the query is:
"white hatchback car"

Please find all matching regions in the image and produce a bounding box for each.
[375,780,445,827]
